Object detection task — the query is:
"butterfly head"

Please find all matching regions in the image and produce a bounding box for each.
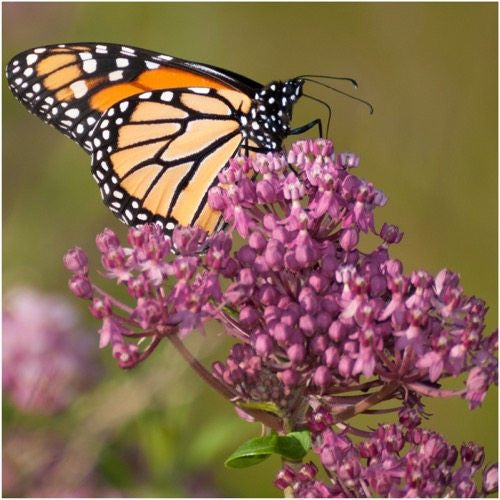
[245,78,304,151]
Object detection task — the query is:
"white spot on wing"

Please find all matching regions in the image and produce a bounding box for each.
[116,58,129,68]
[26,54,38,65]
[189,87,210,94]
[109,70,123,81]
[83,59,97,73]
[146,61,160,69]
[160,91,173,102]
[65,108,80,118]
[70,80,88,98]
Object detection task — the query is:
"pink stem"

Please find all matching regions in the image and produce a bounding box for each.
[168,334,283,432]
[407,382,465,398]
[92,284,134,314]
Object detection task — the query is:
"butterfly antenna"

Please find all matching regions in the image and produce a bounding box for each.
[303,93,332,138]
[298,74,359,88]
[302,77,374,114]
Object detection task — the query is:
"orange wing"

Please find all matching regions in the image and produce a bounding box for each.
[6,43,235,152]
[89,87,253,235]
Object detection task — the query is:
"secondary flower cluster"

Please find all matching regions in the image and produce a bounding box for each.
[275,415,498,497]
[3,287,100,414]
[64,139,497,497]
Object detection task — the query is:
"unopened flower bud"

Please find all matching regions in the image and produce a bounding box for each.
[63,247,88,274]
[96,228,120,252]
[274,466,296,490]
[297,462,318,481]
[89,296,112,319]
[340,227,359,251]
[287,343,306,365]
[380,223,404,244]
[68,275,93,299]
[248,231,266,251]
[279,368,300,387]
[483,464,498,494]
[313,365,332,388]
[254,334,273,357]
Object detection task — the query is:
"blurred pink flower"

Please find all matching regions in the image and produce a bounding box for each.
[3,428,121,497]
[3,286,101,414]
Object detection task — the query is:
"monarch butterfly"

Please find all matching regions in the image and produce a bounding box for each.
[6,43,368,235]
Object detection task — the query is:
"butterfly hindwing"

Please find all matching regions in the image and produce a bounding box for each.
[89,87,252,234]
[6,43,243,152]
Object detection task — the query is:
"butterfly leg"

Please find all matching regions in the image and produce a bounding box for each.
[289,118,323,139]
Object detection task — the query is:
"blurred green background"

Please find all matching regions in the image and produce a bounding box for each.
[3,2,497,497]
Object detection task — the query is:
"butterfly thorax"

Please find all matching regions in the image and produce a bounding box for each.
[241,78,303,151]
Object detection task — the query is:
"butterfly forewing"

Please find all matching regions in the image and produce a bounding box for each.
[6,43,242,151]
[89,87,252,234]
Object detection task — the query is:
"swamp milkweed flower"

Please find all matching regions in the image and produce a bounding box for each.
[64,139,497,497]
[3,287,100,415]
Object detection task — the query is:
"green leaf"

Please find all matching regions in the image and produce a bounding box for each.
[224,435,278,468]
[275,431,311,461]
[237,400,284,417]
[224,431,312,469]
[287,430,311,454]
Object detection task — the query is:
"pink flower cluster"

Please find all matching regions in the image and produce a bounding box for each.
[64,139,497,497]
[3,287,100,414]
[276,415,498,497]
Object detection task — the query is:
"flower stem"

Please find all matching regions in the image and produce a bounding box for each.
[407,382,465,398]
[168,334,284,432]
[168,334,237,399]
[332,381,400,423]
